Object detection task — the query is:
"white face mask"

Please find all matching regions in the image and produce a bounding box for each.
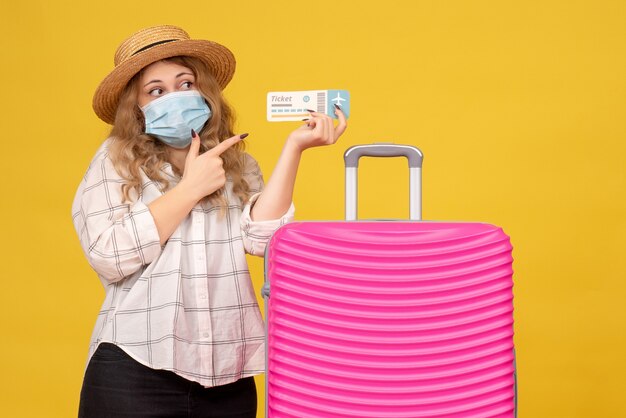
[141,90,211,148]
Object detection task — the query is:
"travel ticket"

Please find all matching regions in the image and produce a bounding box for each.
[267,90,350,122]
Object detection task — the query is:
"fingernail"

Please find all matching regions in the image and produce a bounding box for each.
[240,133,249,140]
[302,118,310,121]
[191,129,197,138]
[306,109,316,113]
[334,104,341,110]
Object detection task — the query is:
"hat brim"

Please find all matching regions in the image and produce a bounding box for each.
[92,39,236,124]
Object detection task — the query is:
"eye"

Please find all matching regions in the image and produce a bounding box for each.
[180,81,193,90]
[149,87,164,97]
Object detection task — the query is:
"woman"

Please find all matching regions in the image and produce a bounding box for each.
[71,25,346,417]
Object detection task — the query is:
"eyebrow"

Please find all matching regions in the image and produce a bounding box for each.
[143,72,195,88]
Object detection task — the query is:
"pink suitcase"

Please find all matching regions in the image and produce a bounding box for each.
[262,144,516,417]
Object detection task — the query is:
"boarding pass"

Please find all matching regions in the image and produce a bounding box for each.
[267,90,350,122]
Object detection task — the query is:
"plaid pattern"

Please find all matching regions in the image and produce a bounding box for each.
[71,138,294,387]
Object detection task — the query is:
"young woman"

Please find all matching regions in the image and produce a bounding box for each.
[71,25,346,417]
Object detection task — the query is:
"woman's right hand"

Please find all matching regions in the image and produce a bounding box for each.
[180,130,247,201]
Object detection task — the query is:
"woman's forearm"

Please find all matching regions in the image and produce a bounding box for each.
[250,105,346,221]
[148,182,199,246]
[251,140,302,221]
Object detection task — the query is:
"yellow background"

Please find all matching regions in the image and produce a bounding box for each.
[1,0,624,416]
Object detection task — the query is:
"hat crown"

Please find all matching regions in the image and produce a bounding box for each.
[114,25,190,66]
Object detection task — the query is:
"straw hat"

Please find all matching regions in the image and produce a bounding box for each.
[92,25,236,124]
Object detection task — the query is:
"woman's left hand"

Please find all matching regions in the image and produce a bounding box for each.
[251,106,346,221]
[285,105,347,152]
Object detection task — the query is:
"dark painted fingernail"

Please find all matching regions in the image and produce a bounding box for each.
[302,118,310,121]
[306,109,316,113]
[240,133,249,139]
[334,104,341,110]
[191,129,197,138]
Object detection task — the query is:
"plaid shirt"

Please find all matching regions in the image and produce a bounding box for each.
[71,138,294,387]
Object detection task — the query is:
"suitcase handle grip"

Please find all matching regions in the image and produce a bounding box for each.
[344,143,423,221]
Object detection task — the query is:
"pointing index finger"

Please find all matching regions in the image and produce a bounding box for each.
[207,133,249,156]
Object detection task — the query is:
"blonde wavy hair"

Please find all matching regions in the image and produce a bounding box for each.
[107,56,251,211]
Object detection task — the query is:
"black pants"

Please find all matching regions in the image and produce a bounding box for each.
[78,343,257,418]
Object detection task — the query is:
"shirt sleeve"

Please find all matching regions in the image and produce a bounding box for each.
[71,146,163,283]
[240,153,295,256]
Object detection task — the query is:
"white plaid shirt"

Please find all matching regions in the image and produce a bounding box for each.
[71,138,294,387]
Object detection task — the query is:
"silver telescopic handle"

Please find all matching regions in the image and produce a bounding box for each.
[344,143,424,221]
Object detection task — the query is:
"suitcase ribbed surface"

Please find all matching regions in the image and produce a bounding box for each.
[266,222,515,418]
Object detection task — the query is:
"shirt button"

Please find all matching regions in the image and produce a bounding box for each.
[203,332,210,338]
[199,294,207,299]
